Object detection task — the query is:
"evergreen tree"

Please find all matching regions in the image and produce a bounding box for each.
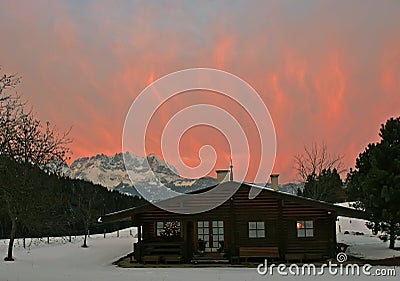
[299,168,345,203]
[0,156,146,253]
[347,117,400,249]
[0,156,66,259]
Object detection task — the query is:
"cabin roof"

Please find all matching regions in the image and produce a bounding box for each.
[100,181,369,223]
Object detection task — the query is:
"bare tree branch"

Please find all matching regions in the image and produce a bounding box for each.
[0,68,72,260]
[0,68,21,102]
[294,142,346,182]
[0,69,71,171]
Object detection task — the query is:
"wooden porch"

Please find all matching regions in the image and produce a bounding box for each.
[133,241,184,264]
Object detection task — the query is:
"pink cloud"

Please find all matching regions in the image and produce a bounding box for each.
[1,1,399,183]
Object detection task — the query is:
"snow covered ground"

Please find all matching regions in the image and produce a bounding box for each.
[0,229,271,281]
[336,202,400,260]
[337,218,400,260]
[0,215,398,281]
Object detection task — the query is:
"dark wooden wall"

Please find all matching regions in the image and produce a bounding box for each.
[135,184,337,258]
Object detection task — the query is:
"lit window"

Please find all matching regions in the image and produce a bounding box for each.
[297,220,314,237]
[248,221,265,238]
[156,221,181,237]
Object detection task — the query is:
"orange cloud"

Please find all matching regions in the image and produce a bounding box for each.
[1,1,399,183]
[214,34,235,69]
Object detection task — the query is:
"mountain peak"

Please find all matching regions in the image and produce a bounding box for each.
[66,152,302,200]
[65,152,217,200]
[146,153,179,176]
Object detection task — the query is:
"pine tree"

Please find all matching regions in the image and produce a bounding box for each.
[300,168,345,203]
[347,117,400,249]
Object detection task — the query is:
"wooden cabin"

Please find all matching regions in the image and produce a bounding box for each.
[101,177,368,264]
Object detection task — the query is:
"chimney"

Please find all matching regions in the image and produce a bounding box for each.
[216,170,230,183]
[270,174,279,191]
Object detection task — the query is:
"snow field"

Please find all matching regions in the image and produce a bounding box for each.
[0,214,398,280]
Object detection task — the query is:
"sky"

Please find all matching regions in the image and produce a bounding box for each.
[0,0,399,183]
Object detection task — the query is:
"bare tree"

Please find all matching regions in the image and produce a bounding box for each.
[0,69,71,261]
[1,77,71,170]
[294,142,346,182]
[73,180,101,248]
[0,69,20,102]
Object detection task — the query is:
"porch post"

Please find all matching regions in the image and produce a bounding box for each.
[330,212,337,258]
[183,221,187,261]
[138,224,142,241]
[134,215,142,263]
[278,199,287,259]
[229,197,237,263]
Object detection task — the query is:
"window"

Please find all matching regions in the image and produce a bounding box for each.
[197,221,209,242]
[212,221,224,248]
[156,221,181,237]
[297,220,314,237]
[197,221,225,250]
[248,221,265,238]
[156,222,164,236]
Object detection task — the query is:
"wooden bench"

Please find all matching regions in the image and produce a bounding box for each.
[142,255,160,264]
[163,255,182,264]
[239,246,280,262]
[285,253,305,263]
[140,242,183,264]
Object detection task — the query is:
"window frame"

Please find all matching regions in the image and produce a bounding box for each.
[197,220,210,246]
[156,220,181,237]
[296,220,314,238]
[248,221,266,238]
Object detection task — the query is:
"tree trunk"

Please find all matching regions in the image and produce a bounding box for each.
[82,227,89,248]
[5,217,17,261]
[82,233,88,248]
[389,222,396,249]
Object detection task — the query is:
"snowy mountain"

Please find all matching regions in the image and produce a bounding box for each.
[65,152,217,199]
[65,152,304,200]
